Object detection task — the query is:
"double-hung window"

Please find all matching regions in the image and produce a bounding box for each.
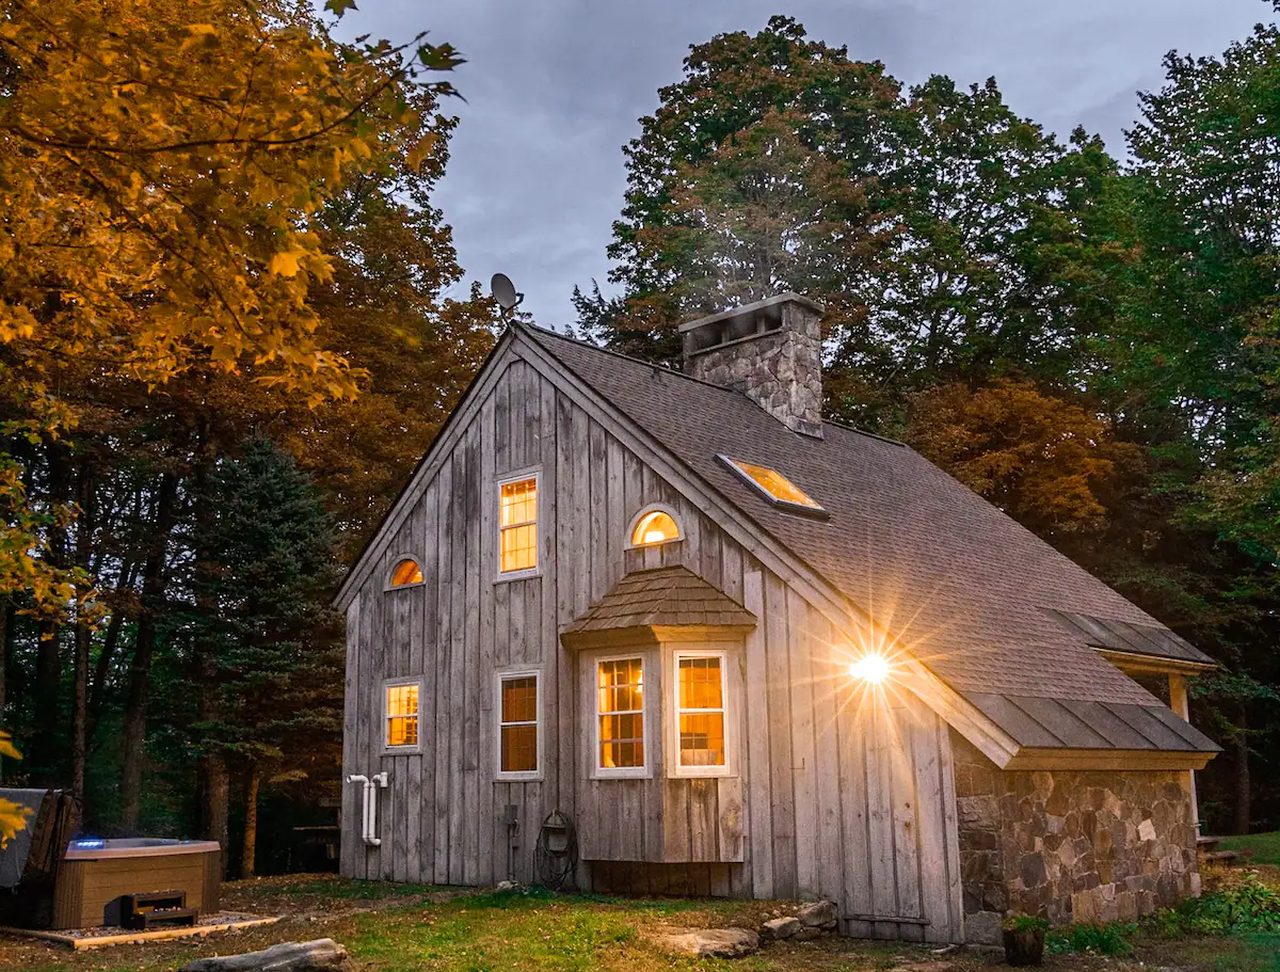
[499,473,539,575]
[674,652,729,775]
[595,657,646,776]
[497,671,540,778]
[384,678,423,753]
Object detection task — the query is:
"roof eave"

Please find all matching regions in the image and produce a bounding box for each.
[560,623,757,651]
[1003,747,1218,772]
[1092,647,1218,676]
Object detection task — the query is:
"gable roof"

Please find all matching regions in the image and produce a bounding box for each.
[563,565,757,645]
[521,324,1218,759]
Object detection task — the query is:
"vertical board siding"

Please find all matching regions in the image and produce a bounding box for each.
[340,348,964,942]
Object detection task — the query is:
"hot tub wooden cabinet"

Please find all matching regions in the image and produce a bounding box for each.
[52,839,221,930]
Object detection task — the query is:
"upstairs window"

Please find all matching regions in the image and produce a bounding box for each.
[675,652,728,774]
[719,455,826,517]
[499,473,539,574]
[384,679,422,751]
[596,657,646,775]
[388,557,424,588]
[628,507,682,547]
[498,671,540,777]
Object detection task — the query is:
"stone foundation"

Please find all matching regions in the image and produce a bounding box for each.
[951,733,1198,944]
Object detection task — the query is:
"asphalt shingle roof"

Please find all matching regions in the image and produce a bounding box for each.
[564,565,757,636]
[524,324,1219,754]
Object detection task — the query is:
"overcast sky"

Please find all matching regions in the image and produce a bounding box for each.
[339,1,1267,328]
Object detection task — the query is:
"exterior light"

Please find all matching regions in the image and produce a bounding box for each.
[849,653,891,684]
[643,529,666,544]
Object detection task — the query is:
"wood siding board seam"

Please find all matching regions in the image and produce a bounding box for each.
[336,335,513,609]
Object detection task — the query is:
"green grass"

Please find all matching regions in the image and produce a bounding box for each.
[6,876,1280,972]
[1220,832,1280,866]
[235,875,452,900]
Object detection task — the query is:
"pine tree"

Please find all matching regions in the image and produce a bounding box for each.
[188,437,343,875]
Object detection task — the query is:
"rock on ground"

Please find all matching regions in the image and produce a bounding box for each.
[760,916,802,940]
[796,899,839,929]
[179,938,355,972]
[656,927,760,958]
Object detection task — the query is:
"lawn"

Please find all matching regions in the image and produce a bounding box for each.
[0,873,1275,972]
[1221,832,1280,867]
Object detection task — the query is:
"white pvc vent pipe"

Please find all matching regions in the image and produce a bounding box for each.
[345,772,389,847]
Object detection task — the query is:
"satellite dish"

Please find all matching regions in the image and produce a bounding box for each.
[490,273,522,313]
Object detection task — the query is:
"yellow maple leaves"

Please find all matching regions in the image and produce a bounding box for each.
[0,733,30,848]
[268,249,308,277]
[0,0,461,615]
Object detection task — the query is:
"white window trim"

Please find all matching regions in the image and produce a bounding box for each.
[382,676,425,755]
[592,653,651,779]
[670,649,733,778]
[494,667,543,781]
[496,467,541,581]
[624,503,685,550]
[384,554,426,591]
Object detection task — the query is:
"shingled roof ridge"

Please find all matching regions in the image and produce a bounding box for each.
[519,322,902,447]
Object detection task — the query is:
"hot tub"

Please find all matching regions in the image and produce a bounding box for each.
[54,838,221,929]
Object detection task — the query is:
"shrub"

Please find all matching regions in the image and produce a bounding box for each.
[1003,914,1050,933]
[1046,921,1136,955]
[1155,875,1280,936]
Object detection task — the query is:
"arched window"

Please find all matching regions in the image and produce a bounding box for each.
[388,557,424,588]
[628,507,682,548]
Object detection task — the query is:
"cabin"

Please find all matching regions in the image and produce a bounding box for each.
[335,293,1219,944]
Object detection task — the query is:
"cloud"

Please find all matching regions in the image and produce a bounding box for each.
[338,0,1265,327]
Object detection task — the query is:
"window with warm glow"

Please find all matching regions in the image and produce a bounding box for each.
[388,558,424,588]
[499,673,539,775]
[676,653,727,771]
[385,681,420,749]
[720,456,825,514]
[596,658,645,773]
[499,475,538,573]
[629,509,681,547]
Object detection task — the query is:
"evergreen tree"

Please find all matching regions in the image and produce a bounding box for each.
[186,437,343,876]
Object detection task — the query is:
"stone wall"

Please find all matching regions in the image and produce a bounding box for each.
[951,733,1198,944]
[684,300,823,438]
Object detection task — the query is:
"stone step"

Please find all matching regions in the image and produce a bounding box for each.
[1200,849,1241,865]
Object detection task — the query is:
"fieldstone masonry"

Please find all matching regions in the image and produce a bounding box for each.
[951,732,1198,944]
[683,297,824,438]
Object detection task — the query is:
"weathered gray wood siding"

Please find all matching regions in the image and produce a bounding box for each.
[340,348,965,942]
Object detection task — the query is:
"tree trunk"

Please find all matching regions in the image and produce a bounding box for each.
[31,447,71,780]
[1234,706,1250,835]
[71,620,91,803]
[120,473,180,830]
[71,461,95,806]
[241,763,261,878]
[190,434,229,868]
[89,556,140,729]
[0,598,7,716]
[205,752,230,860]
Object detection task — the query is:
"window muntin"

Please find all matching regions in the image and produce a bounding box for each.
[629,508,681,547]
[498,673,539,776]
[596,657,646,773]
[388,558,424,588]
[384,680,421,750]
[499,474,538,573]
[675,653,727,771]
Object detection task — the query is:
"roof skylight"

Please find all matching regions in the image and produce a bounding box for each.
[719,455,827,518]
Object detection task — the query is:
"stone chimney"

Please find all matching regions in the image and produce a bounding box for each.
[680,293,824,438]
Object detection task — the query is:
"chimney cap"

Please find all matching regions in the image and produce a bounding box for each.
[677,292,824,333]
